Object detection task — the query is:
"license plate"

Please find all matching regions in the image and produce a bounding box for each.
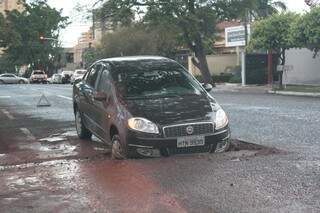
[177,136,205,148]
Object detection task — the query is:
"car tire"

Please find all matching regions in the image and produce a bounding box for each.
[18,80,25,84]
[111,135,128,160]
[0,80,4,84]
[111,134,141,160]
[75,110,92,139]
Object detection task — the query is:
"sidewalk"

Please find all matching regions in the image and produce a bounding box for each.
[213,83,270,94]
[268,90,320,97]
[213,83,320,97]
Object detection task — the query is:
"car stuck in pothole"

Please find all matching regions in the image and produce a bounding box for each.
[73,56,230,159]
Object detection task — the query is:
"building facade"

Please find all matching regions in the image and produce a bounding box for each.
[0,0,24,14]
[0,0,24,56]
[73,29,94,68]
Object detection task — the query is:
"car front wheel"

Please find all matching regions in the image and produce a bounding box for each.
[75,110,92,139]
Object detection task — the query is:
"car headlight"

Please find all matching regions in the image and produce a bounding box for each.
[215,109,229,130]
[128,117,159,134]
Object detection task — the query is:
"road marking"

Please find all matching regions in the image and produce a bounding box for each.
[20,128,36,141]
[57,95,73,101]
[0,96,11,99]
[1,109,14,120]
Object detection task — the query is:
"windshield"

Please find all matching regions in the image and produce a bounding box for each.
[114,65,204,98]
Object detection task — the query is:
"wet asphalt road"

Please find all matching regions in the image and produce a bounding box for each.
[0,84,319,213]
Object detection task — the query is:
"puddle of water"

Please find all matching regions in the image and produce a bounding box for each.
[61,131,78,137]
[1,198,19,205]
[0,159,79,171]
[39,137,66,143]
[38,131,78,143]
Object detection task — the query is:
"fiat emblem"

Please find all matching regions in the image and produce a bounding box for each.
[186,126,194,135]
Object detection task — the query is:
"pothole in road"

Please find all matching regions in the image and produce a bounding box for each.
[225,139,286,161]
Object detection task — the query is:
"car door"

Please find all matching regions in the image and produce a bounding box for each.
[81,64,102,133]
[91,64,113,141]
[11,74,19,84]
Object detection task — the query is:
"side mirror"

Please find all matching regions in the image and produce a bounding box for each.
[94,92,107,102]
[202,83,213,92]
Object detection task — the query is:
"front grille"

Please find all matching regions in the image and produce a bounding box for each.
[168,145,212,155]
[163,122,214,138]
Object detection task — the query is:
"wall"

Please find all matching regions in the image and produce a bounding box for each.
[188,54,239,76]
[0,0,24,14]
[284,48,320,85]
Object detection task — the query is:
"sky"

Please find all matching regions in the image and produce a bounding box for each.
[47,0,311,48]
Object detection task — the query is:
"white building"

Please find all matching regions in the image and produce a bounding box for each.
[284,48,320,85]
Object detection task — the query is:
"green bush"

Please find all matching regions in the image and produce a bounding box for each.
[213,73,233,83]
[229,76,242,83]
[194,73,234,83]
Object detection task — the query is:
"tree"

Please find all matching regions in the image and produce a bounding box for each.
[0,0,69,75]
[92,0,231,85]
[248,13,298,88]
[253,0,286,18]
[96,23,180,59]
[291,6,320,57]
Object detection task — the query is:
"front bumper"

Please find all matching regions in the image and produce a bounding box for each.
[127,127,230,150]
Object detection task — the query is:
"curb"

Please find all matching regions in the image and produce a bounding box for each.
[268,90,320,98]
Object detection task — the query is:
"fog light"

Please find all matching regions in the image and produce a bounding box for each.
[215,140,230,153]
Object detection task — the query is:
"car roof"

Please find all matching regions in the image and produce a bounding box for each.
[98,56,174,64]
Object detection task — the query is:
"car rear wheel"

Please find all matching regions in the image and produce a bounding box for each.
[75,110,92,139]
[18,80,25,84]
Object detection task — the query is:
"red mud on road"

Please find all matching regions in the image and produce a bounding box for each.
[0,157,187,213]
[0,127,187,213]
[77,160,187,213]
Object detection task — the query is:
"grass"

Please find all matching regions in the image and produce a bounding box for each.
[274,84,320,93]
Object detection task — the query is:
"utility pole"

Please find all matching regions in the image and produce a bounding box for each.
[267,49,273,86]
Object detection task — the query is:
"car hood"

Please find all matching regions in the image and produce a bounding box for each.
[124,94,215,126]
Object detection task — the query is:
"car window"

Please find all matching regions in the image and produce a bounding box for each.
[97,69,112,93]
[34,71,45,75]
[2,74,15,78]
[86,64,101,88]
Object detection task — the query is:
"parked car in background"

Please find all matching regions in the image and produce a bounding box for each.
[61,71,74,84]
[30,70,47,84]
[0,73,29,84]
[49,74,63,84]
[71,69,86,84]
[73,56,230,159]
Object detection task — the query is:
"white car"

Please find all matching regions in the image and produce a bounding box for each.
[0,73,29,84]
[50,74,63,84]
[71,69,86,84]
